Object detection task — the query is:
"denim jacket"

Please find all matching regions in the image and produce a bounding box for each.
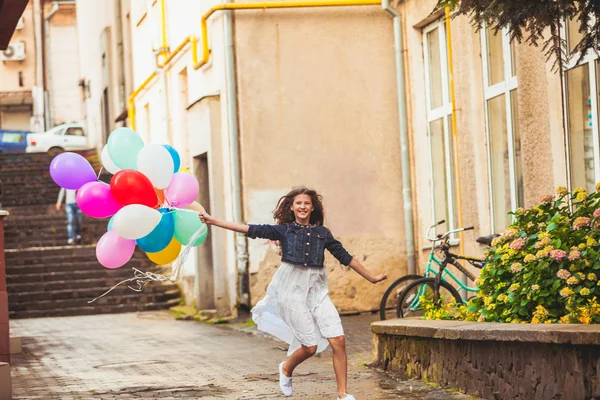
[246,222,353,268]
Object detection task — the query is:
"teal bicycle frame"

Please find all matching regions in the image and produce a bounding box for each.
[405,224,482,310]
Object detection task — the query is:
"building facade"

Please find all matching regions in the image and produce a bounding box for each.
[75,0,597,316]
[0,0,81,132]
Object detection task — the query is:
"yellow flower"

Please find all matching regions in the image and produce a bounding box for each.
[587,237,597,246]
[544,320,553,324]
[579,243,587,250]
[580,288,591,296]
[560,287,574,297]
[596,182,600,192]
[509,283,520,292]
[524,254,537,263]
[567,276,579,285]
[588,273,597,281]
[560,315,570,324]
[556,186,569,196]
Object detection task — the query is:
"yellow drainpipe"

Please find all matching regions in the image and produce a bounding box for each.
[129,0,380,129]
[159,0,170,62]
[444,8,466,286]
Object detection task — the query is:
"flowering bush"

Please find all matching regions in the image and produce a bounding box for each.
[425,186,600,324]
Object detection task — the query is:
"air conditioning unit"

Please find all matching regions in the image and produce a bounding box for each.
[0,42,26,61]
[16,16,25,30]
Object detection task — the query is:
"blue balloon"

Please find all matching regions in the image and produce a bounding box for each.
[162,144,181,173]
[107,215,115,231]
[136,208,175,252]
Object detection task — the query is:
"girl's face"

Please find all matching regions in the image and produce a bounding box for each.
[290,194,314,223]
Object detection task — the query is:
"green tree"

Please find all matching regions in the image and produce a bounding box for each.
[438,0,600,67]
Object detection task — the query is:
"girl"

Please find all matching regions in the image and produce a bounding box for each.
[199,188,387,400]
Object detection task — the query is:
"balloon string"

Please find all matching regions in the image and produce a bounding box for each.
[87,218,206,303]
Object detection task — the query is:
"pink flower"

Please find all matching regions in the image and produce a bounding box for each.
[594,209,600,219]
[540,194,554,204]
[573,217,591,230]
[550,249,567,260]
[556,269,571,280]
[510,238,526,251]
[568,249,581,261]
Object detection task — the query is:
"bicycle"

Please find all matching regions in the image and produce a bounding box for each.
[379,220,494,320]
[395,223,490,318]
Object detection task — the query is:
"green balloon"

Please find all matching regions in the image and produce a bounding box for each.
[107,127,145,170]
[174,209,208,246]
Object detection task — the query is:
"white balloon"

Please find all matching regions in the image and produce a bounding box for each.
[113,204,161,240]
[101,145,121,175]
[136,144,174,189]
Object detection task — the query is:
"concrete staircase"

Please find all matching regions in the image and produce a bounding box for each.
[0,150,181,319]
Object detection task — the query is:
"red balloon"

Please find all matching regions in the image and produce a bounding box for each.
[110,170,158,207]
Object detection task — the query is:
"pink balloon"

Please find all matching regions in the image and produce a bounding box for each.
[76,181,123,218]
[165,172,199,208]
[96,230,136,269]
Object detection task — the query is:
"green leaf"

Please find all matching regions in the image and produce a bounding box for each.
[552,280,562,290]
[520,299,529,306]
[547,223,558,231]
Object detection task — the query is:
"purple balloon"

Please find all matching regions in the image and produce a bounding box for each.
[76,181,123,218]
[96,230,136,269]
[49,152,97,190]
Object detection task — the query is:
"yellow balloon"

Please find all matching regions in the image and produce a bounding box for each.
[146,237,181,265]
[178,167,191,174]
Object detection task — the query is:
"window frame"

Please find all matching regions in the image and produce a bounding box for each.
[480,25,520,233]
[560,17,600,193]
[423,19,458,236]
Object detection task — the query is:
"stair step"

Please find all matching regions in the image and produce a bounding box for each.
[7,275,170,292]
[8,297,182,319]
[8,288,180,311]
[6,259,156,275]
[8,284,179,303]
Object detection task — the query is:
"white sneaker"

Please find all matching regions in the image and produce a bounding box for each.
[337,394,356,400]
[279,361,293,397]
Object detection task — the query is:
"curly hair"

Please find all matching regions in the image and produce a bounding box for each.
[273,187,324,226]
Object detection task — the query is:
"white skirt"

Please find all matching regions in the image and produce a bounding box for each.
[251,262,345,356]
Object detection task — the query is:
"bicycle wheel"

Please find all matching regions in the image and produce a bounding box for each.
[379,274,423,320]
[396,278,463,318]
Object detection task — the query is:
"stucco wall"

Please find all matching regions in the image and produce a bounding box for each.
[0,4,35,93]
[234,6,406,311]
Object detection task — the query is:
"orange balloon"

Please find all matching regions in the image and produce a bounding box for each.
[155,188,166,209]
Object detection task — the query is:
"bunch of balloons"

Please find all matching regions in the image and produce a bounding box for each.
[49,127,208,269]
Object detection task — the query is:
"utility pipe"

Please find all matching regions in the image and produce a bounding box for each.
[222,9,249,309]
[43,2,60,129]
[444,7,467,291]
[381,0,416,274]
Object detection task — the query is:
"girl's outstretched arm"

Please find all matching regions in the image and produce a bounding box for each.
[199,211,249,234]
[348,258,387,284]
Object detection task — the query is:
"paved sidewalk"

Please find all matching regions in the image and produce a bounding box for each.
[9,311,474,399]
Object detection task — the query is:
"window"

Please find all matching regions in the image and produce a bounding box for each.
[66,127,85,137]
[563,19,600,193]
[481,26,522,232]
[423,20,457,234]
[1,132,26,143]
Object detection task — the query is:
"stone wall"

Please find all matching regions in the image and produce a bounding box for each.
[372,319,600,399]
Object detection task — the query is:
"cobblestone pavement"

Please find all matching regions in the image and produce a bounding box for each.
[9,311,474,399]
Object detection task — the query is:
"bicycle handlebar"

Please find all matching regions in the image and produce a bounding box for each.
[425,222,475,242]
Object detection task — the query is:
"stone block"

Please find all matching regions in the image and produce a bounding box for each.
[10,337,21,354]
[0,362,11,400]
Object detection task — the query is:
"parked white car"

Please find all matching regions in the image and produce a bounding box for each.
[26,122,88,154]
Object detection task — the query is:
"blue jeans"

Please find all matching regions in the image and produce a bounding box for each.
[65,203,83,240]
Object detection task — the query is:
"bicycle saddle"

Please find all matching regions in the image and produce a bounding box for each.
[476,234,500,246]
